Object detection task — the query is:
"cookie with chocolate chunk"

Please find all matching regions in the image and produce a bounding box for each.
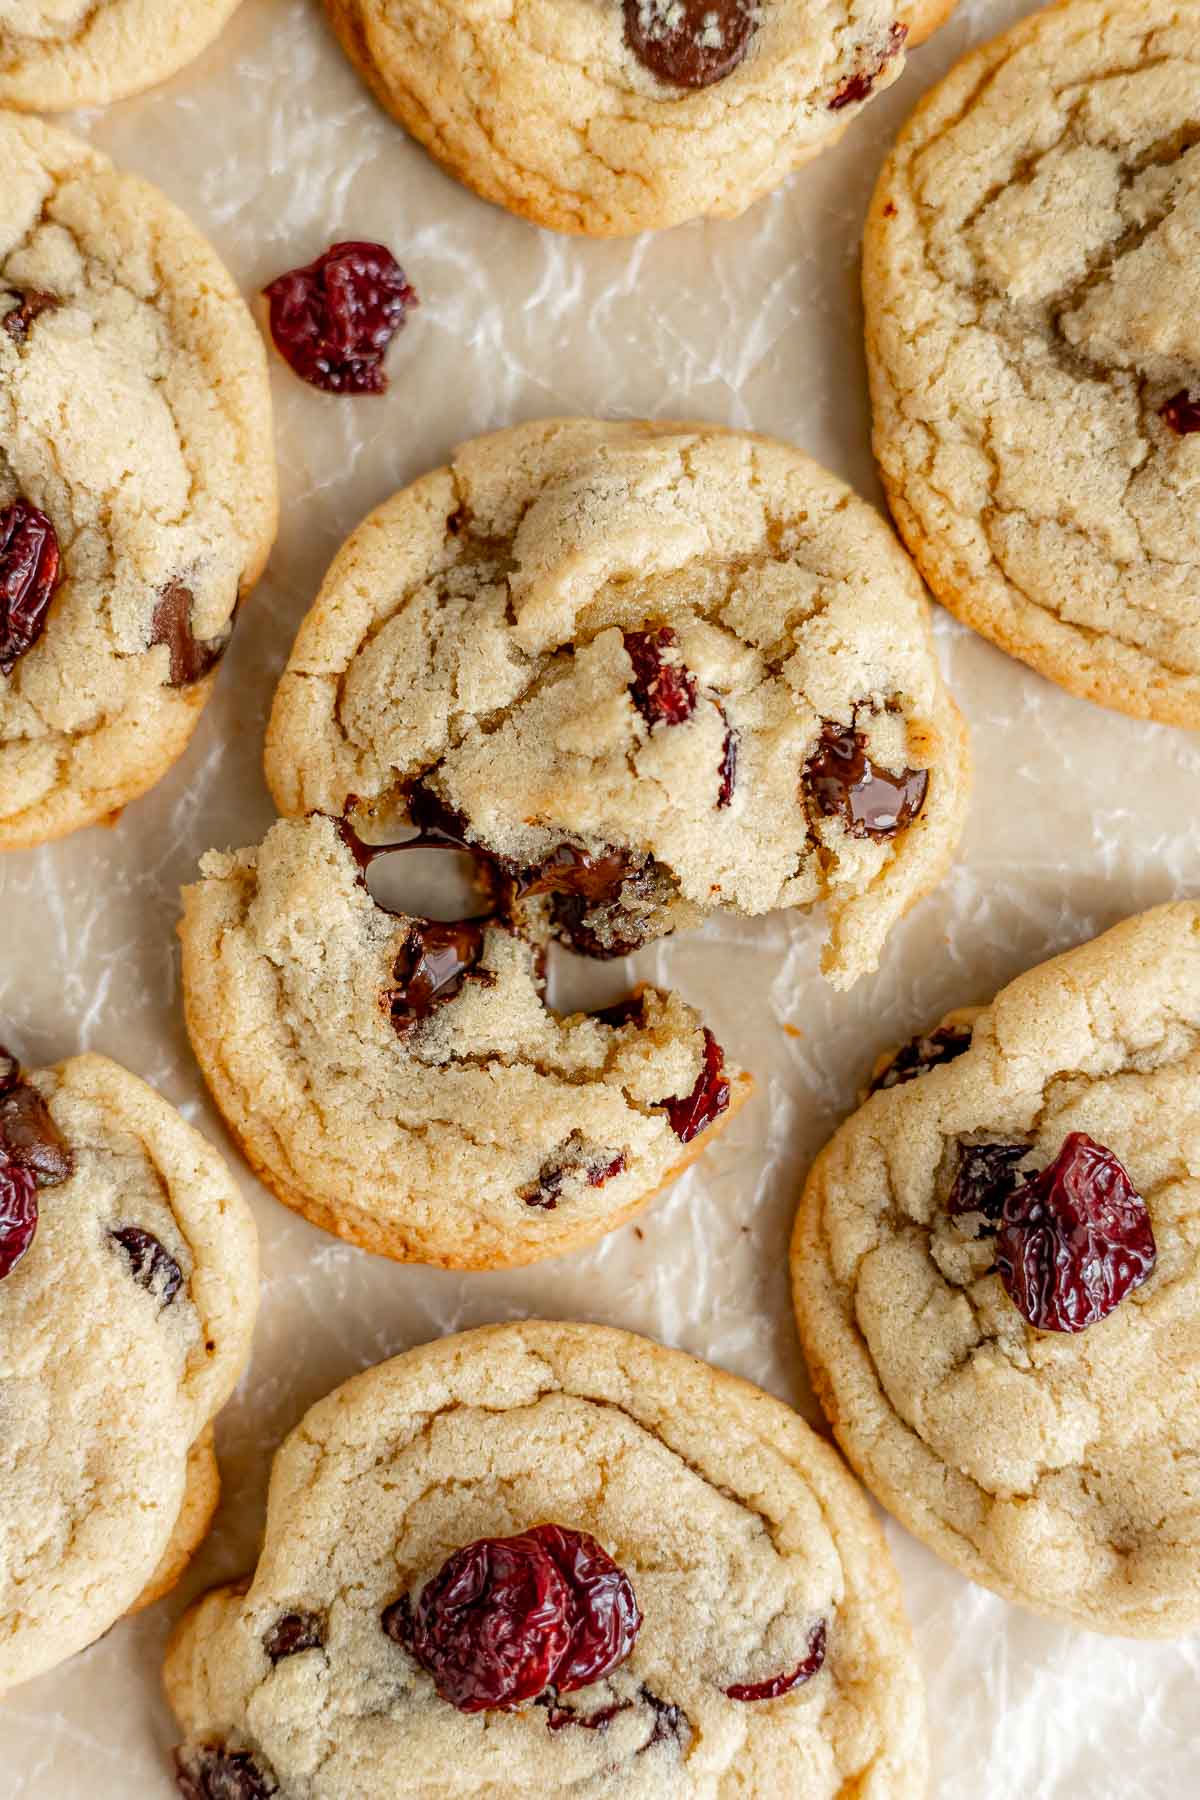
[265,418,969,991]
[165,1320,928,1797]
[0,112,276,848]
[322,0,956,235]
[0,1046,257,1693]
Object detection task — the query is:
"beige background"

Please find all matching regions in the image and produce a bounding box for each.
[2,0,1198,1793]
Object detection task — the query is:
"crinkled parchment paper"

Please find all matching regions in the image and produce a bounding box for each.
[2,1,1198,1792]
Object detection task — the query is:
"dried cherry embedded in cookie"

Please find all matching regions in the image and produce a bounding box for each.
[399,1524,641,1713]
[947,1141,1028,1228]
[521,1146,627,1209]
[639,1686,687,1749]
[110,1226,184,1306]
[174,1745,276,1800]
[871,1023,973,1093]
[149,581,233,687]
[263,1611,325,1662]
[0,498,60,675]
[624,628,697,728]
[384,920,490,1030]
[803,721,927,839]
[544,1697,630,1731]
[724,1618,827,1702]
[1161,390,1200,436]
[994,1133,1157,1334]
[663,1027,730,1143]
[263,241,418,395]
[829,22,907,110]
[623,0,756,90]
[0,1163,39,1281]
[3,288,57,345]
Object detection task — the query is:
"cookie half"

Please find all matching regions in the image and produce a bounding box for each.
[265,419,968,990]
[793,903,1200,1636]
[864,0,1200,726]
[0,1,246,111]
[0,1047,258,1693]
[323,0,956,236]
[165,1319,928,1797]
[0,111,277,848]
[180,812,752,1268]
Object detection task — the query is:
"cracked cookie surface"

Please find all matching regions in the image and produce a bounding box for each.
[164,1319,928,1797]
[0,112,276,848]
[0,1,246,110]
[864,0,1200,726]
[322,0,956,236]
[265,419,968,991]
[792,903,1200,1635]
[179,812,752,1268]
[0,1050,258,1692]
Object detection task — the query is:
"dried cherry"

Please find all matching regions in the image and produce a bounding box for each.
[663,1028,730,1143]
[724,1619,827,1701]
[624,628,697,727]
[0,1049,73,1281]
[0,1164,38,1281]
[263,241,417,395]
[174,1746,275,1799]
[947,1141,1028,1227]
[393,1523,641,1713]
[995,1132,1156,1333]
[829,23,907,110]
[1161,390,1200,435]
[0,498,60,674]
[3,289,57,345]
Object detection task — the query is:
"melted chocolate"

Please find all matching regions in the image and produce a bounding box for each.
[110,1226,184,1306]
[263,1611,325,1662]
[1162,389,1200,435]
[804,721,927,839]
[149,581,231,687]
[623,0,756,90]
[386,920,490,1030]
[3,289,57,345]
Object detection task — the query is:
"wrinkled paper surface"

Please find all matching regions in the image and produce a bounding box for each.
[2,1,1198,1792]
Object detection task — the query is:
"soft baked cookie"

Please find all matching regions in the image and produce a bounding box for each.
[0,1,246,111]
[265,419,969,990]
[864,0,1200,726]
[0,1044,258,1692]
[323,0,957,236]
[179,811,752,1268]
[792,903,1200,1636]
[165,1319,928,1797]
[0,111,276,849]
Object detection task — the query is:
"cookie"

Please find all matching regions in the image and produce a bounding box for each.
[0,111,277,849]
[0,1046,258,1692]
[864,0,1200,726]
[322,0,957,237]
[179,811,752,1269]
[165,1319,928,1797]
[264,419,969,990]
[0,1,246,111]
[792,903,1200,1636]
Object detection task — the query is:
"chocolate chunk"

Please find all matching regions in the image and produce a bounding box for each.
[803,721,927,839]
[1162,390,1200,435]
[0,1080,72,1186]
[263,1611,324,1662]
[829,23,907,110]
[3,289,57,345]
[149,581,232,687]
[593,995,646,1030]
[174,1745,276,1800]
[624,0,756,90]
[110,1226,184,1306]
[871,1023,973,1092]
[385,920,490,1030]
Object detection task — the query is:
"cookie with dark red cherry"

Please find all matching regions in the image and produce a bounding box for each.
[322,0,957,235]
[179,811,751,1269]
[165,1320,928,1797]
[793,903,1200,1636]
[0,111,276,849]
[264,419,969,992]
[0,1048,257,1693]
